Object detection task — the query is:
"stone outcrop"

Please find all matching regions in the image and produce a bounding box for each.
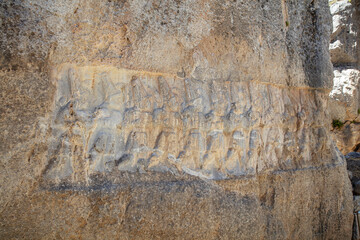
[329,68,360,122]
[328,2,360,238]
[333,121,360,153]
[330,0,359,65]
[0,0,353,239]
[45,65,340,183]
[329,0,360,155]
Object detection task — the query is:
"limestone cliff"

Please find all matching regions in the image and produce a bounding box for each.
[328,0,360,154]
[0,0,353,239]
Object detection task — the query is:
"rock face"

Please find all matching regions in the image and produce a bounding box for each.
[329,68,360,122]
[329,0,360,154]
[330,0,360,65]
[333,121,360,153]
[45,65,341,182]
[0,0,353,239]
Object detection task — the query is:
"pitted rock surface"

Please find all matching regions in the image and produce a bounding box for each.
[329,68,360,122]
[42,65,341,184]
[328,0,360,155]
[329,0,359,65]
[0,0,353,239]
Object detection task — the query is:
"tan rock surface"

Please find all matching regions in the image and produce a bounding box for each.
[0,0,353,239]
[332,121,360,154]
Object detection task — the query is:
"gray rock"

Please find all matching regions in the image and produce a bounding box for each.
[330,0,360,65]
[329,68,360,121]
[347,152,360,159]
[355,196,360,212]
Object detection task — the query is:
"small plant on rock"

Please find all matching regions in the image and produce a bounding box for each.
[332,119,344,129]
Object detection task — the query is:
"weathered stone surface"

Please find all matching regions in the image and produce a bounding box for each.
[0,0,353,239]
[328,0,360,156]
[347,152,360,159]
[345,152,360,228]
[42,65,340,183]
[333,122,360,153]
[355,196,360,211]
[1,168,352,240]
[329,0,360,65]
[0,0,334,88]
[329,68,360,121]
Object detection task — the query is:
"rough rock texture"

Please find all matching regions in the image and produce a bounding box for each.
[44,65,343,182]
[329,0,360,154]
[344,152,360,239]
[329,0,360,65]
[332,121,360,153]
[0,0,353,239]
[329,68,360,122]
